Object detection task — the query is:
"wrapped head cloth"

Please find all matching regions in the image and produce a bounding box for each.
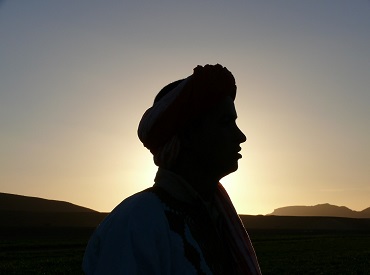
[138,64,236,166]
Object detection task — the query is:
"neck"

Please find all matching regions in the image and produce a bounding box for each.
[171,165,220,202]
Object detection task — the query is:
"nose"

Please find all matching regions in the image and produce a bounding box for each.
[236,125,247,143]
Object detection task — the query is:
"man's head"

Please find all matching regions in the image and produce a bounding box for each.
[138,64,246,180]
[179,95,246,180]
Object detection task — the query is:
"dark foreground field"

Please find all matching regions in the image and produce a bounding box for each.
[1,227,370,274]
[250,230,370,274]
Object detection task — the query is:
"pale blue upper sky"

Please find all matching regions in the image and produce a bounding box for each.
[1,0,369,214]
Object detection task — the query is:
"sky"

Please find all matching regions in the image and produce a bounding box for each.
[1,0,369,215]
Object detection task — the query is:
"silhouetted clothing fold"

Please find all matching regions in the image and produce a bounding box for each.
[82,169,261,274]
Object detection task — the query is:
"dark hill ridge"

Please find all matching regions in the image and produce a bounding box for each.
[1,193,370,231]
[362,207,370,215]
[269,203,370,218]
[240,215,370,231]
[0,192,97,213]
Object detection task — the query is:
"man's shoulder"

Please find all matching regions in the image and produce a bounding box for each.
[111,187,162,216]
[83,188,173,274]
[96,188,166,233]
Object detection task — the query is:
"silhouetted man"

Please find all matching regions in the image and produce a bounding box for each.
[82,64,261,274]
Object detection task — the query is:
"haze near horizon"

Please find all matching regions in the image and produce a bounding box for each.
[1,1,369,215]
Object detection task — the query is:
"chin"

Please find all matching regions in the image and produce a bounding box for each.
[230,164,239,173]
[219,162,238,179]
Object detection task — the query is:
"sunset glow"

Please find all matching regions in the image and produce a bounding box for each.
[1,1,369,215]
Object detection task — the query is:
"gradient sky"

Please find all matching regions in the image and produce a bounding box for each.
[1,1,369,215]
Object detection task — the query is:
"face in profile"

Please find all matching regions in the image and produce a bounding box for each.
[189,96,247,180]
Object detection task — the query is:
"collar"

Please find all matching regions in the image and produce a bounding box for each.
[154,168,203,205]
[153,168,221,225]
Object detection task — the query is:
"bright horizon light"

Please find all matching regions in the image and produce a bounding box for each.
[1,1,369,215]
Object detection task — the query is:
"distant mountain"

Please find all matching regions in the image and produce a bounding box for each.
[1,193,370,231]
[0,192,97,213]
[361,207,370,216]
[240,215,370,231]
[0,192,106,228]
[268,203,370,218]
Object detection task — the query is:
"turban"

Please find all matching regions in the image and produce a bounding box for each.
[138,64,236,154]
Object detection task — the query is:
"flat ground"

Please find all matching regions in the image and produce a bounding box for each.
[1,227,369,274]
[249,229,370,274]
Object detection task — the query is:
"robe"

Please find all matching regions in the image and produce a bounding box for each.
[82,169,261,274]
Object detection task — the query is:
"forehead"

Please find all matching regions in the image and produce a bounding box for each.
[205,96,237,121]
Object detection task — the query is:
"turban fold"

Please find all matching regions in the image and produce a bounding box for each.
[138,64,236,153]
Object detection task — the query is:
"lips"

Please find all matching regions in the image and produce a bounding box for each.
[233,147,242,159]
